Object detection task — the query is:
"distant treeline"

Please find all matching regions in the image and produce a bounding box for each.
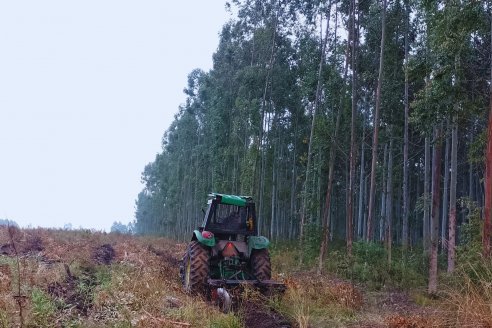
[0,219,18,227]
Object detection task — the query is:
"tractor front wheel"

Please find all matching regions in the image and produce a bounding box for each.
[250,248,271,281]
[180,241,210,293]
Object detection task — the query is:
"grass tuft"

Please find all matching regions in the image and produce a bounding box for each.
[442,260,492,327]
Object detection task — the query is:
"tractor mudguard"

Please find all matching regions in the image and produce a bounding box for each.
[193,230,215,247]
[248,236,270,256]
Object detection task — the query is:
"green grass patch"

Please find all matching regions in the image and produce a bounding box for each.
[28,288,56,328]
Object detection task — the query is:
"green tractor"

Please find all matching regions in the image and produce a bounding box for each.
[180,193,284,311]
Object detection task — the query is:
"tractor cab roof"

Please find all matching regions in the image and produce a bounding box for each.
[207,193,253,207]
[202,193,258,236]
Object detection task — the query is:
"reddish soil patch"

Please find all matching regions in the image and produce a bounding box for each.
[348,323,385,328]
[0,243,15,256]
[47,265,98,316]
[241,301,291,328]
[377,291,421,314]
[23,234,44,253]
[92,244,115,265]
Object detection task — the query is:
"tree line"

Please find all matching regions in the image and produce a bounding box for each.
[134,0,492,294]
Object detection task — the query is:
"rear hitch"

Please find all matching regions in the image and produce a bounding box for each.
[207,278,286,312]
[211,287,232,313]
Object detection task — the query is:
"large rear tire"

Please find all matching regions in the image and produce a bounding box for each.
[250,248,271,280]
[180,241,210,293]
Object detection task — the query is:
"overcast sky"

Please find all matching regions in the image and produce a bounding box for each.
[0,1,230,231]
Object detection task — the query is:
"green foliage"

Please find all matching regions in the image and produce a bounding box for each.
[455,198,486,282]
[302,223,323,264]
[468,129,487,164]
[323,242,427,290]
[0,310,8,328]
[207,315,243,328]
[94,266,112,289]
[274,239,427,291]
[348,242,389,289]
[411,1,489,133]
[29,288,56,328]
[387,249,428,290]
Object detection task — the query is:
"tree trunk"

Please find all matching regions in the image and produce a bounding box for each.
[364,173,369,240]
[366,0,387,241]
[469,131,475,201]
[429,126,442,295]
[357,134,365,240]
[271,139,277,241]
[318,106,342,273]
[441,121,450,252]
[402,0,410,249]
[347,0,358,256]
[318,2,348,274]
[485,105,492,258]
[484,16,492,257]
[257,8,279,236]
[380,144,388,242]
[300,4,332,264]
[423,136,431,253]
[386,133,394,264]
[289,115,299,240]
[447,123,458,272]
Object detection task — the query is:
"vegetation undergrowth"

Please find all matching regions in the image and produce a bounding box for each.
[269,234,446,327]
[272,233,428,291]
[441,261,492,327]
[271,274,361,328]
[439,212,492,327]
[29,288,56,327]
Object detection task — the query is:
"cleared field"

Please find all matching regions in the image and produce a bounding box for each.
[0,227,447,327]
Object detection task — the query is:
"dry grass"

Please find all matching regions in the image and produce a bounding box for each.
[271,272,363,327]
[440,263,492,328]
[0,227,240,327]
[0,226,476,328]
[384,314,446,328]
[0,227,367,327]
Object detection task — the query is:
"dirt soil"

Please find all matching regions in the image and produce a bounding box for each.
[348,290,443,328]
[242,300,291,328]
[92,244,115,264]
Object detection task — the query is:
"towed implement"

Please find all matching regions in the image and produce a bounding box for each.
[180,193,285,312]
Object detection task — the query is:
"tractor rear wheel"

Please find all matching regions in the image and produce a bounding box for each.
[180,241,210,293]
[250,249,271,280]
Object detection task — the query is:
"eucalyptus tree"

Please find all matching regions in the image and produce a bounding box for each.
[318,0,352,272]
[402,0,411,249]
[299,0,334,264]
[366,0,387,241]
[411,0,490,283]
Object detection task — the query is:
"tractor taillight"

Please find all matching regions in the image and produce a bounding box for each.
[202,231,214,239]
[222,242,238,257]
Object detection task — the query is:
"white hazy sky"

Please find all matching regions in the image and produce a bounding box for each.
[0,1,230,231]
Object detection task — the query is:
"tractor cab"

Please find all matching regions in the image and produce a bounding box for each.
[201,194,257,240]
